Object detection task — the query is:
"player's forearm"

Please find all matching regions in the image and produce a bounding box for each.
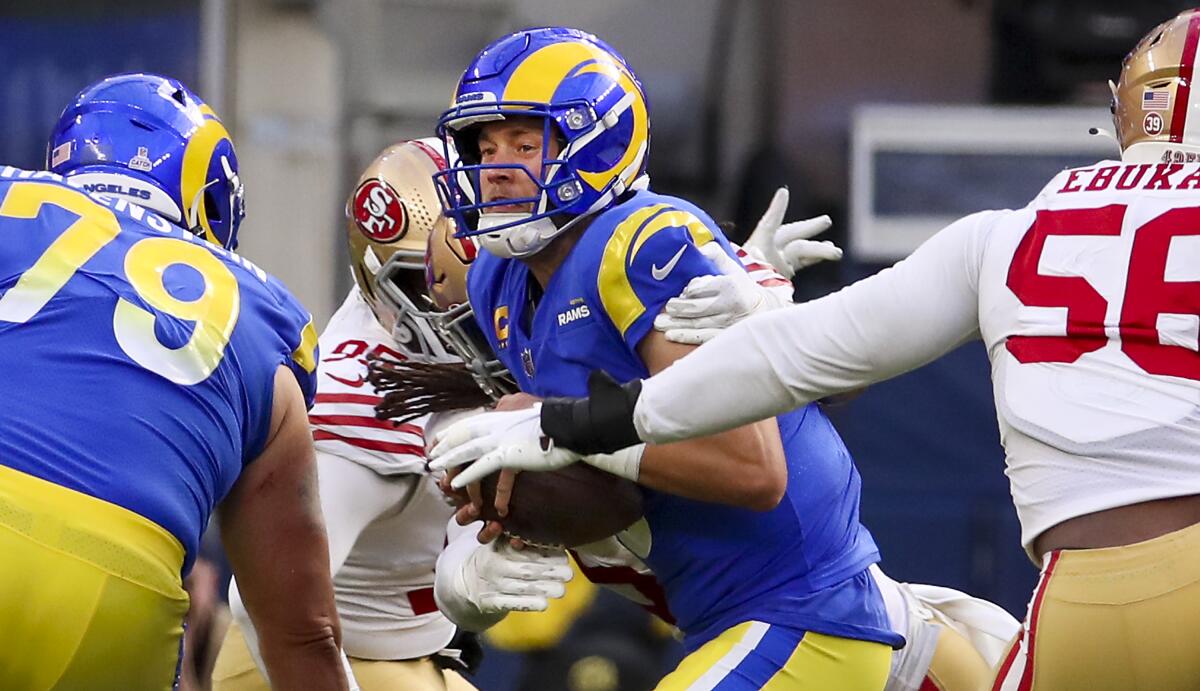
[541,216,986,453]
[222,496,345,690]
[221,372,347,690]
[635,418,786,511]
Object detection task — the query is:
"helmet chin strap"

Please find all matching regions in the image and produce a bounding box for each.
[478,211,592,259]
[187,178,218,237]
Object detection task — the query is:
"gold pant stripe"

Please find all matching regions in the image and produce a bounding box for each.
[0,464,185,595]
[655,621,890,691]
[653,621,758,690]
[0,466,188,691]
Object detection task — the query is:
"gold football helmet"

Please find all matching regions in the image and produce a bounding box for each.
[346,138,455,358]
[367,167,515,400]
[1113,9,1200,162]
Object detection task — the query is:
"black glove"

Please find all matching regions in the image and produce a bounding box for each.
[540,370,643,455]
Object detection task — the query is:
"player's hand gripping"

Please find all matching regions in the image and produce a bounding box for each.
[428,405,584,488]
[653,242,777,344]
[743,187,842,279]
[451,540,574,615]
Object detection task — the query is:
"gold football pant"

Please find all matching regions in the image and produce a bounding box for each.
[0,464,189,691]
[656,621,890,690]
[919,622,992,691]
[213,621,478,690]
[991,520,1200,690]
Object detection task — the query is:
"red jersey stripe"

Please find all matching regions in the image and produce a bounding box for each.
[407,587,438,615]
[758,278,793,288]
[314,393,381,406]
[312,430,424,456]
[310,414,424,437]
[571,558,675,624]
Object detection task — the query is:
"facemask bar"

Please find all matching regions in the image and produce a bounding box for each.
[435,100,595,238]
[375,255,516,400]
[432,302,518,401]
[373,251,457,363]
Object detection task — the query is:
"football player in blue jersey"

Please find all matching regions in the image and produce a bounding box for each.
[0,74,347,690]
[424,27,899,690]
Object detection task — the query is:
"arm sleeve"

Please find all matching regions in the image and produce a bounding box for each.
[316,451,419,574]
[634,211,995,443]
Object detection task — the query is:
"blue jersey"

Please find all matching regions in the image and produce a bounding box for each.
[0,170,318,573]
[467,190,900,649]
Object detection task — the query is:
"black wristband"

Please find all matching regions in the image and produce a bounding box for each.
[540,370,643,454]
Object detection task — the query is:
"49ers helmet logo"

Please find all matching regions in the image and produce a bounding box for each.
[352,178,408,242]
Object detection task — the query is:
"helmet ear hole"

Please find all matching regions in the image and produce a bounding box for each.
[203,188,223,222]
[453,125,483,166]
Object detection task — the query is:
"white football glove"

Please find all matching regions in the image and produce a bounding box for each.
[456,540,573,614]
[428,405,583,488]
[653,242,783,345]
[435,530,574,632]
[742,187,842,279]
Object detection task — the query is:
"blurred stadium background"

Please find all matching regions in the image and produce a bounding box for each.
[4,1,1191,689]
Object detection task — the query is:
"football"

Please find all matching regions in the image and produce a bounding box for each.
[476,463,643,547]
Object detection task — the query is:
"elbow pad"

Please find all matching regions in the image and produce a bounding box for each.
[540,370,643,455]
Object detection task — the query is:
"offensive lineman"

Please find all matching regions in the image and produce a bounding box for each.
[442,10,1200,690]
[0,74,346,689]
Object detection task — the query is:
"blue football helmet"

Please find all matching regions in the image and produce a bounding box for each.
[434,27,650,258]
[48,73,245,249]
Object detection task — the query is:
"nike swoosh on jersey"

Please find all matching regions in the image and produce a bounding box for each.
[651,245,688,281]
[326,372,367,388]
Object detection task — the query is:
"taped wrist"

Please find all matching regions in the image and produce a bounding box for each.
[540,370,643,454]
[584,443,645,482]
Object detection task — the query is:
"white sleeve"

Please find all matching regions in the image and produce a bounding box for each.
[634,211,994,443]
[433,520,509,632]
[227,450,416,675]
[316,451,420,574]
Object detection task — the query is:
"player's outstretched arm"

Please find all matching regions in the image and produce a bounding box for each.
[219,366,347,691]
[540,210,994,451]
[634,211,991,443]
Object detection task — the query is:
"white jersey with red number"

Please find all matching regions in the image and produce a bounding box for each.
[312,287,427,475]
[311,288,456,657]
[636,159,1200,559]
